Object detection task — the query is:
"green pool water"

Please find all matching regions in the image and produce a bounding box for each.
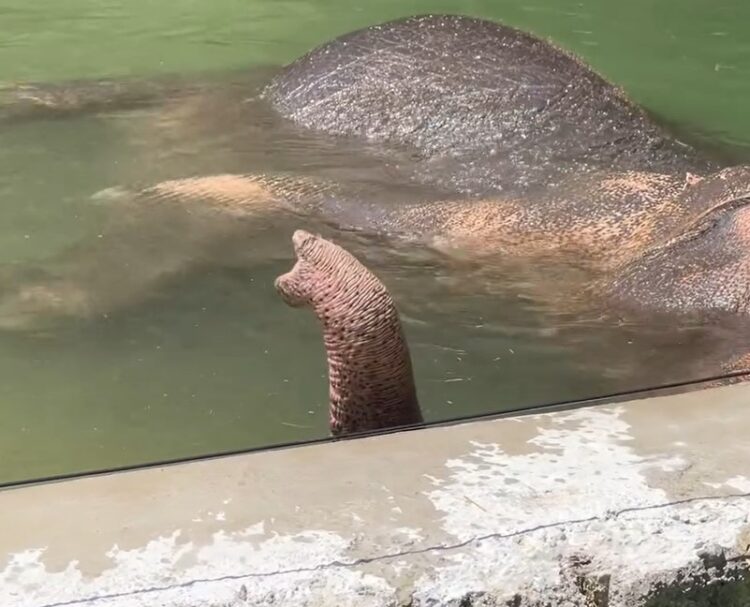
[1,0,749,485]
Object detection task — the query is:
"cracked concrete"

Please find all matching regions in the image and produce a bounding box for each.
[1,382,749,606]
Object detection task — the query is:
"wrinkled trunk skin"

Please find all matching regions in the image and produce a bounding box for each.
[275,230,423,435]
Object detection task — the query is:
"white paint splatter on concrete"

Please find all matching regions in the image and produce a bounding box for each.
[418,408,750,606]
[0,526,395,607]
[425,408,686,540]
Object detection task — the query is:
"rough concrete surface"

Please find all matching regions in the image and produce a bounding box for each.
[1,383,749,607]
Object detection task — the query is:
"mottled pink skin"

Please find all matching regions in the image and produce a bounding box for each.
[275,230,423,436]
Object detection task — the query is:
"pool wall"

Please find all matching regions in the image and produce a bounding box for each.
[2,383,750,606]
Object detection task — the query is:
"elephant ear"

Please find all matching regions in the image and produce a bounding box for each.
[604,195,750,317]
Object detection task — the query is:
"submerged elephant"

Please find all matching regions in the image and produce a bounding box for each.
[2,14,750,353]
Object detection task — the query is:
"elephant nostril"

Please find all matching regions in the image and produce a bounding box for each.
[274,272,307,308]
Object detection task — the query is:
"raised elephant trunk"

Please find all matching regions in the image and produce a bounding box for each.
[274,230,423,436]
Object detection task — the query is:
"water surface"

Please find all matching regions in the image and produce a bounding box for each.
[1,0,749,484]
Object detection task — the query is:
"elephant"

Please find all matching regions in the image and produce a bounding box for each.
[1,12,750,372]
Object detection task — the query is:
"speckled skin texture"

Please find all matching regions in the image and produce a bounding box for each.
[600,167,750,316]
[135,165,750,321]
[274,230,423,435]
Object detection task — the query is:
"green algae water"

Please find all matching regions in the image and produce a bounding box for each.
[1,0,750,484]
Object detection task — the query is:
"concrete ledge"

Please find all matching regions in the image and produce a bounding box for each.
[1,383,750,606]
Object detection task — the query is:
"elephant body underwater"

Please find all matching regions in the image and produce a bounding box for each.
[2,14,750,356]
